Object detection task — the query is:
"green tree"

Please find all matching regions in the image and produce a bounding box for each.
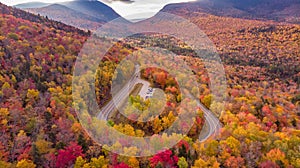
[177,157,188,168]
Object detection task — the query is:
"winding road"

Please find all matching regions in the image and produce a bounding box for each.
[97,66,221,141]
[194,94,221,141]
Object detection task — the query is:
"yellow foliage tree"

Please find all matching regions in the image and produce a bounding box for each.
[127,157,139,168]
[35,139,52,154]
[16,159,36,168]
[220,136,241,156]
[89,156,108,168]
[153,117,163,134]
[177,157,188,168]
[265,148,288,167]
[193,158,208,168]
[0,161,11,168]
[26,89,39,100]
[75,156,87,168]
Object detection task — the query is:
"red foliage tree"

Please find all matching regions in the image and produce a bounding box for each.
[114,163,130,168]
[55,142,84,168]
[259,161,280,168]
[149,150,178,168]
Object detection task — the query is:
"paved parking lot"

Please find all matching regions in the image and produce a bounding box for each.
[136,79,155,99]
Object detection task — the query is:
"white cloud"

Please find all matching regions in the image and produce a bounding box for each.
[101,0,196,20]
[0,0,196,20]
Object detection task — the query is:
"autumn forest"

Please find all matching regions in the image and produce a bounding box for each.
[0,1,299,168]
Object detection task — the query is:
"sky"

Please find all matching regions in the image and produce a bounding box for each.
[0,0,196,20]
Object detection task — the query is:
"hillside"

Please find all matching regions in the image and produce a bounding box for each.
[16,0,121,21]
[162,0,300,24]
[14,2,50,9]
[60,0,120,22]
[0,2,89,167]
[27,4,105,30]
[0,1,300,168]
[15,0,121,30]
[0,3,89,36]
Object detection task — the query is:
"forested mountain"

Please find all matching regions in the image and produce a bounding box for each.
[59,0,120,22]
[26,4,105,30]
[0,2,89,167]
[0,1,299,168]
[15,0,121,30]
[14,2,50,9]
[162,0,300,24]
[0,3,89,35]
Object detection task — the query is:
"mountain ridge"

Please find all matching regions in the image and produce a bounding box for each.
[161,0,300,24]
[14,0,122,30]
[26,4,106,30]
[15,1,121,22]
[14,2,50,9]
[0,2,89,35]
[59,0,120,22]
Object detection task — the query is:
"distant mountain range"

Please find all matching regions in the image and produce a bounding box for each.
[14,0,121,30]
[14,0,300,31]
[14,2,50,9]
[162,0,300,24]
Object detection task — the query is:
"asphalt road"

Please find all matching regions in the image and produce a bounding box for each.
[97,67,221,141]
[192,93,221,142]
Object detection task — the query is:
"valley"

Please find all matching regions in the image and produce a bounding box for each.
[0,1,299,167]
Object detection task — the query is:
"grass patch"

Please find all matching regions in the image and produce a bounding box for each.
[108,83,144,120]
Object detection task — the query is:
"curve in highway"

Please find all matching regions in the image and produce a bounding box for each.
[97,67,221,141]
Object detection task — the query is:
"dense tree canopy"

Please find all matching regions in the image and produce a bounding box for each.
[0,2,299,167]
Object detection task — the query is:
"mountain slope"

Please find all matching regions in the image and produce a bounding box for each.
[60,0,120,22]
[14,2,50,9]
[0,3,89,35]
[27,4,105,30]
[0,2,89,166]
[162,0,300,24]
[15,0,121,30]
[16,0,121,22]
[1,2,300,168]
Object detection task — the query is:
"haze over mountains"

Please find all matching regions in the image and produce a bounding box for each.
[27,4,106,30]
[15,0,121,30]
[14,2,50,8]
[59,0,120,21]
[162,0,300,24]
[15,0,300,31]
[1,0,300,167]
